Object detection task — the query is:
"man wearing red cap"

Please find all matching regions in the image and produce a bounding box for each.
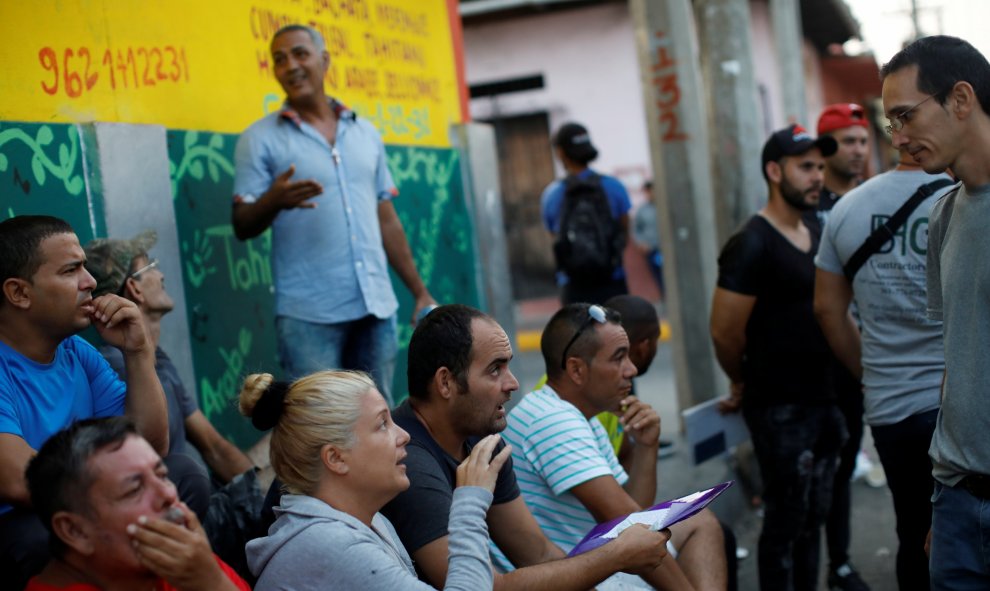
[712,124,847,591]
[813,103,872,591]
[815,104,870,219]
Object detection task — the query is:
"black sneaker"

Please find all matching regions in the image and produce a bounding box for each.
[828,563,870,591]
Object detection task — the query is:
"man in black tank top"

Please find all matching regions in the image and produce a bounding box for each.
[711,125,848,591]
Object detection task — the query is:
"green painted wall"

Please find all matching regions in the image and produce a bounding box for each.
[1,120,482,449]
[0,121,104,240]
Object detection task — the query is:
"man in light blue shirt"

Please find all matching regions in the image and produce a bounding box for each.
[232,25,434,404]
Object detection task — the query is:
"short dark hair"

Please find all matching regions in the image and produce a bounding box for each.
[542,303,622,380]
[604,295,659,343]
[407,304,491,400]
[881,35,990,116]
[25,417,137,556]
[271,24,326,53]
[0,216,74,304]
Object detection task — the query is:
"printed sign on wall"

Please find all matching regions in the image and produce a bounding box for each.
[0,0,462,147]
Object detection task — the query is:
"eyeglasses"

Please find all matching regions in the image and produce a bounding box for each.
[560,304,608,370]
[885,94,936,135]
[117,259,158,295]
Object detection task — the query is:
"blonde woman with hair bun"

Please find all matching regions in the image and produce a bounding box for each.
[241,370,508,590]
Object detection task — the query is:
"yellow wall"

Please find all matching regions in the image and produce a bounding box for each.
[0,0,461,147]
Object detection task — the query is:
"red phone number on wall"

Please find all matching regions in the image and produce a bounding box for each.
[38,46,190,98]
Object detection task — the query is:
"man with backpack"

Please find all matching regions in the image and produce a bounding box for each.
[814,147,952,591]
[542,122,630,305]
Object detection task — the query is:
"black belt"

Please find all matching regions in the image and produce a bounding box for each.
[959,474,990,499]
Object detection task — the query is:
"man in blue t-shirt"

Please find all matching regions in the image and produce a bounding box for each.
[542,122,632,305]
[0,216,168,591]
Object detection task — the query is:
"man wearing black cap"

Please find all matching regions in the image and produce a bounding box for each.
[711,125,847,591]
[542,122,631,305]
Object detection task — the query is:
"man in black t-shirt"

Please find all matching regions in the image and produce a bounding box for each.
[381,304,671,590]
[710,124,847,591]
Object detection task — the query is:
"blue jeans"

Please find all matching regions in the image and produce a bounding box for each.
[930,480,990,590]
[744,403,847,591]
[872,408,938,591]
[276,314,398,406]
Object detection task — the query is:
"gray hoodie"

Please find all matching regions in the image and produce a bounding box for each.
[247,487,494,590]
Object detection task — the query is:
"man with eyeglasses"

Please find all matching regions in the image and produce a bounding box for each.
[84,232,264,578]
[881,36,990,589]
[0,216,168,591]
[502,302,727,590]
[711,125,846,591]
[84,233,256,483]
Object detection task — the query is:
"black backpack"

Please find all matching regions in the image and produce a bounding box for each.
[552,173,623,285]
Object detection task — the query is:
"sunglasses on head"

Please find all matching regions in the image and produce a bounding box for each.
[560,304,609,370]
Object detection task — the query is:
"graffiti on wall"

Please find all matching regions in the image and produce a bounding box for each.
[650,31,689,143]
[0,121,101,240]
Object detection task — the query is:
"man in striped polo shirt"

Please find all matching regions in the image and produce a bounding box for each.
[504,303,726,590]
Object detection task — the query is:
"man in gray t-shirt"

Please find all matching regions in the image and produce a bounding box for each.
[814,158,951,590]
[882,35,990,589]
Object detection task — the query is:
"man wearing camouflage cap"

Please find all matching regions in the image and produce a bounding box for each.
[85,231,255,484]
[85,231,263,578]
[86,230,253,482]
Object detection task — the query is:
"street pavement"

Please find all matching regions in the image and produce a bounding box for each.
[511,300,902,591]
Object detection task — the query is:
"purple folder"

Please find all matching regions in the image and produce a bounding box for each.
[567,481,734,557]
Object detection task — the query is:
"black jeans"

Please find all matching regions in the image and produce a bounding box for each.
[871,408,938,591]
[826,367,864,571]
[744,403,847,591]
